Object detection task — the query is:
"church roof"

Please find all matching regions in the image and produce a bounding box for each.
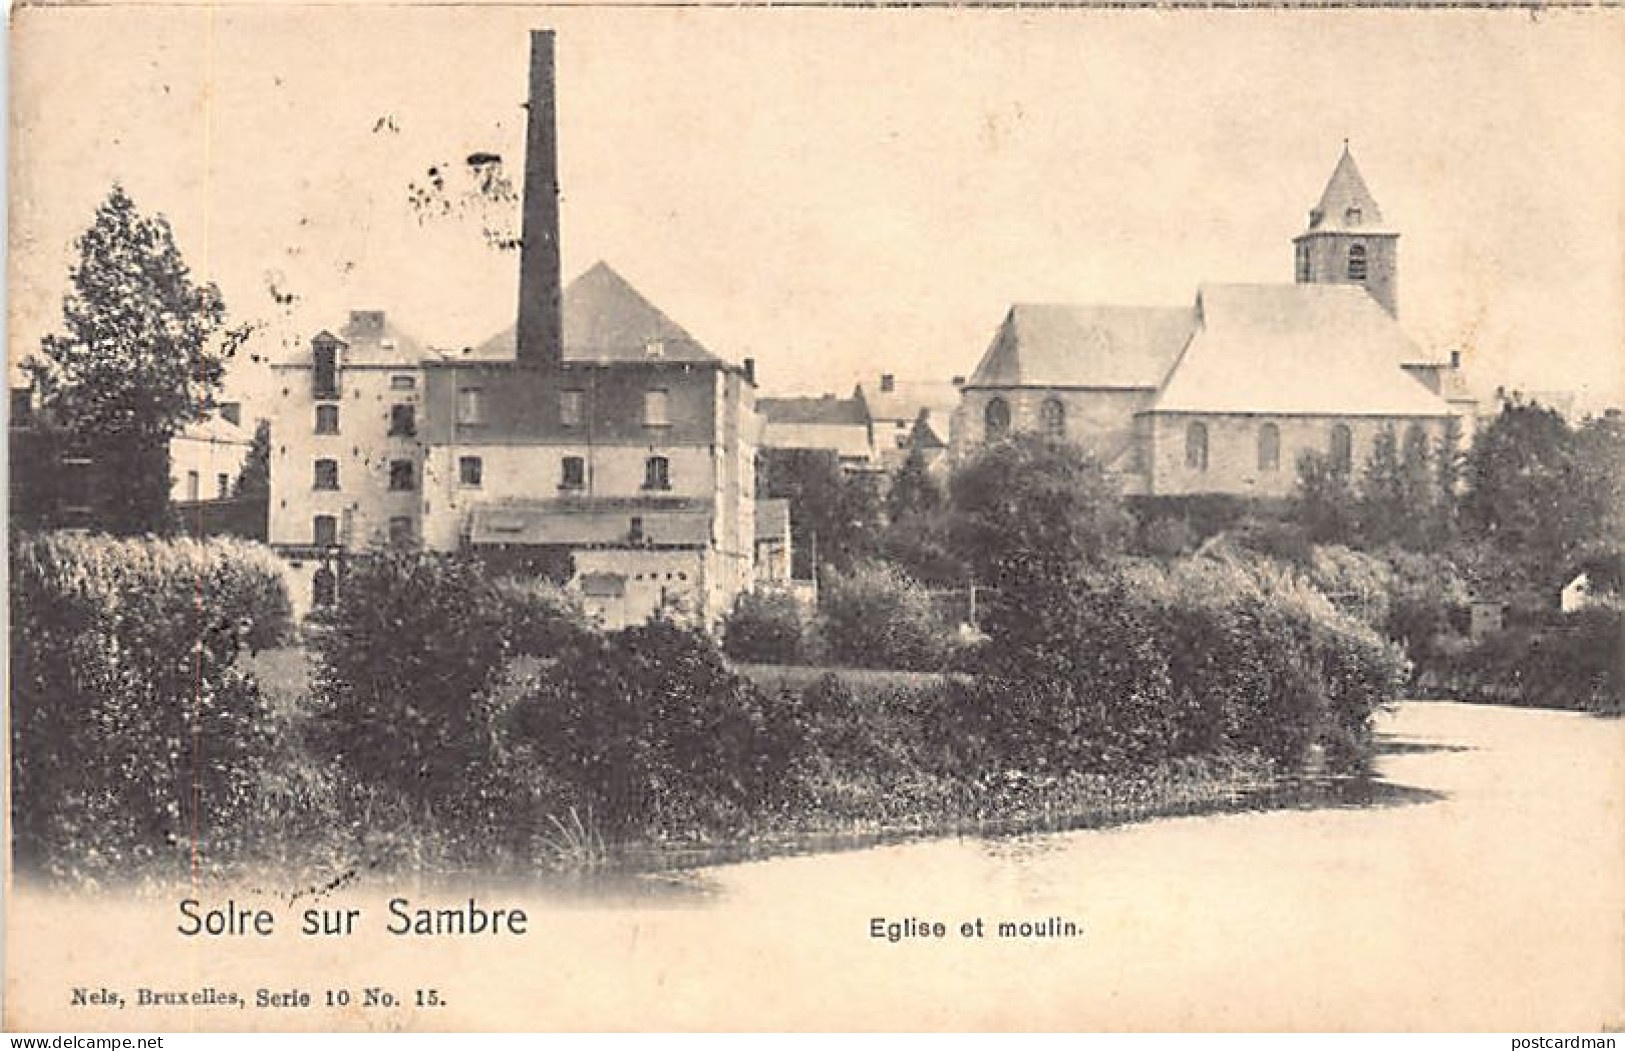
[464,261,722,366]
[1148,283,1454,417]
[965,303,1197,390]
[1302,146,1396,236]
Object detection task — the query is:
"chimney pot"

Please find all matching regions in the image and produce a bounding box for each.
[1450,350,1462,369]
[742,358,756,384]
[952,375,965,387]
[880,374,895,393]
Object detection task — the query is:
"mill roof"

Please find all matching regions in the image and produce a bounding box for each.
[465,261,723,366]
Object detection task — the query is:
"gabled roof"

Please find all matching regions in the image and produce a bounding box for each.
[1148,283,1454,417]
[965,303,1197,390]
[758,395,870,428]
[1302,146,1395,236]
[857,379,962,423]
[466,261,723,366]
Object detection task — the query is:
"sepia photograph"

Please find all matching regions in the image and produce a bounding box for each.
[5,2,1623,1033]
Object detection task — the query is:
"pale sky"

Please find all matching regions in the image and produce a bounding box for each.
[10,5,1625,413]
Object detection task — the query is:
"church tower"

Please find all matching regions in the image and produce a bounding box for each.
[1293,144,1399,316]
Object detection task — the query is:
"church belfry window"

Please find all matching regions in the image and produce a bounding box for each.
[1347,244,1368,281]
[1296,244,1310,283]
[984,397,1011,439]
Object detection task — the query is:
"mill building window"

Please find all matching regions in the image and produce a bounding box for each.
[561,456,586,490]
[643,455,671,491]
[389,404,416,437]
[387,516,415,548]
[644,389,670,428]
[313,459,339,491]
[315,405,339,434]
[459,456,483,488]
[560,390,584,428]
[457,388,486,426]
[312,515,338,547]
[389,460,416,491]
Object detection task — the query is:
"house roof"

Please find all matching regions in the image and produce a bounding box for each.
[177,414,252,445]
[1148,283,1454,417]
[465,261,723,366]
[857,379,962,423]
[965,303,1197,390]
[1301,146,1396,237]
[758,395,870,428]
[755,498,791,542]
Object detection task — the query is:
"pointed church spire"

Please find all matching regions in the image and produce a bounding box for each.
[1307,143,1388,233]
[1293,144,1401,317]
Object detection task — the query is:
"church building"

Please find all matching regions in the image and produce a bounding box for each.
[952,146,1477,498]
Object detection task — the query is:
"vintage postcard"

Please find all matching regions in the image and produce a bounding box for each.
[6,2,1623,1033]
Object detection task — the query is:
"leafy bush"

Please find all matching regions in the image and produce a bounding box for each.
[500,620,801,834]
[819,561,955,671]
[1428,608,1622,713]
[307,552,518,848]
[722,588,813,664]
[10,532,285,880]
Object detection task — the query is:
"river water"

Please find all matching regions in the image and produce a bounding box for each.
[8,701,1622,1031]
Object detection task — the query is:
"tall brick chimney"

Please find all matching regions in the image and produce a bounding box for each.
[517,30,563,367]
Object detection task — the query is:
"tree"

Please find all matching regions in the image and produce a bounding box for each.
[233,419,271,499]
[946,433,1131,593]
[757,448,883,578]
[1291,449,1358,545]
[1460,399,1588,594]
[28,185,244,534]
[885,443,942,522]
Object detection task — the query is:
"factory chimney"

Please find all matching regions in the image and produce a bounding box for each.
[516,30,563,366]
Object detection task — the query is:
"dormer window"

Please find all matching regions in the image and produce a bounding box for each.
[644,339,666,359]
[1344,206,1362,226]
[313,340,340,399]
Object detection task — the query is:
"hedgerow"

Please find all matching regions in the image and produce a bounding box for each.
[10,532,288,880]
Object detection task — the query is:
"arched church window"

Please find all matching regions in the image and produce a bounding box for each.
[985,397,1011,439]
[1330,424,1353,473]
[1403,424,1429,468]
[1347,244,1368,281]
[1040,398,1066,440]
[1257,422,1281,471]
[1186,421,1209,471]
